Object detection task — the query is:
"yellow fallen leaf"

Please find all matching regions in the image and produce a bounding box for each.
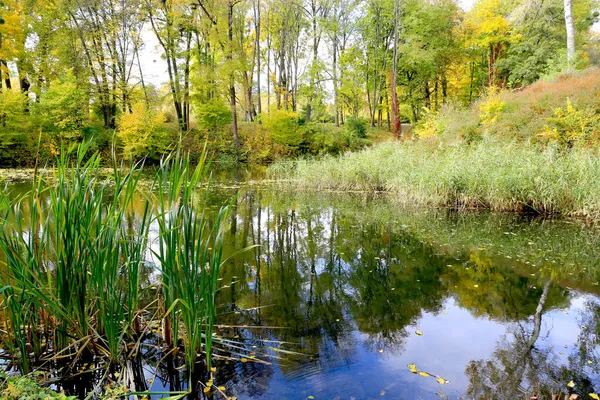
[589,394,600,400]
[567,380,575,388]
[416,330,423,336]
[210,367,217,372]
[380,390,386,396]
[419,372,431,377]
[218,386,226,391]
[308,397,315,399]
[589,360,593,364]
[408,364,417,373]
[203,387,211,393]
[241,358,248,362]
[207,380,213,387]
[437,377,447,385]
[474,284,479,288]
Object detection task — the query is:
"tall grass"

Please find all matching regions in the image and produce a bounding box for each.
[154,149,230,373]
[0,142,235,388]
[268,140,600,218]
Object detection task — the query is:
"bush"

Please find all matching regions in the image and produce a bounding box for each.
[117,103,170,160]
[414,68,600,147]
[262,110,302,155]
[345,116,367,138]
[194,98,232,131]
[539,98,600,147]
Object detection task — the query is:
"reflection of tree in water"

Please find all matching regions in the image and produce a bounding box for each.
[445,250,569,321]
[465,280,599,399]
[194,187,600,398]
[346,226,450,353]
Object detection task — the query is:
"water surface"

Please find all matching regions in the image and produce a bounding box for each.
[6,173,600,399]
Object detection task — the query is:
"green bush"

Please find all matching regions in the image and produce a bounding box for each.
[194,98,232,131]
[345,116,367,138]
[262,109,302,155]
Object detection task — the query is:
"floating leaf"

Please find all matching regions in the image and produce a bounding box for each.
[590,394,600,400]
[203,387,211,394]
[218,386,226,391]
[380,390,386,396]
[567,380,575,388]
[408,364,418,373]
[416,330,423,336]
[474,284,479,288]
[308,396,315,399]
[419,372,431,377]
[241,358,248,363]
[589,360,593,364]
[437,377,447,385]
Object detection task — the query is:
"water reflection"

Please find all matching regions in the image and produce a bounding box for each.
[5,178,600,399]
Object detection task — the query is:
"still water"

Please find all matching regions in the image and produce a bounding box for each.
[7,172,600,399]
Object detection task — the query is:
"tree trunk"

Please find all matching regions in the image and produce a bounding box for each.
[391,0,400,138]
[529,280,552,349]
[333,3,339,127]
[564,0,576,65]
[228,2,240,150]
[255,0,262,116]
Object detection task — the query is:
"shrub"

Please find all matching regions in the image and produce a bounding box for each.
[0,372,75,399]
[345,116,367,138]
[194,98,232,131]
[538,98,600,147]
[117,103,170,160]
[262,109,302,154]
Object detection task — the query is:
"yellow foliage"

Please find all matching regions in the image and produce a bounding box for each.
[479,88,505,126]
[117,103,168,160]
[538,98,600,147]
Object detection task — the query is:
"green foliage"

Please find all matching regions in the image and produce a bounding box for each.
[194,98,232,131]
[0,142,232,382]
[117,103,170,160]
[345,116,367,138]
[34,71,87,142]
[262,110,302,154]
[0,372,75,399]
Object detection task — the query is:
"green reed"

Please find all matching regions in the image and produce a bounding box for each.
[0,142,233,381]
[154,149,230,373]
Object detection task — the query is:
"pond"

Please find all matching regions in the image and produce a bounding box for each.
[4,172,600,399]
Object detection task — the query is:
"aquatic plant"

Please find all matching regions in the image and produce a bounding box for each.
[0,142,235,392]
[154,148,230,373]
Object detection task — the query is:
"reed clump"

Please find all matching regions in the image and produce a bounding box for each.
[268,139,600,218]
[0,142,233,391]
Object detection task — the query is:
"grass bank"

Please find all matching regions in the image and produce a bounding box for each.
[268,140,600,218]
